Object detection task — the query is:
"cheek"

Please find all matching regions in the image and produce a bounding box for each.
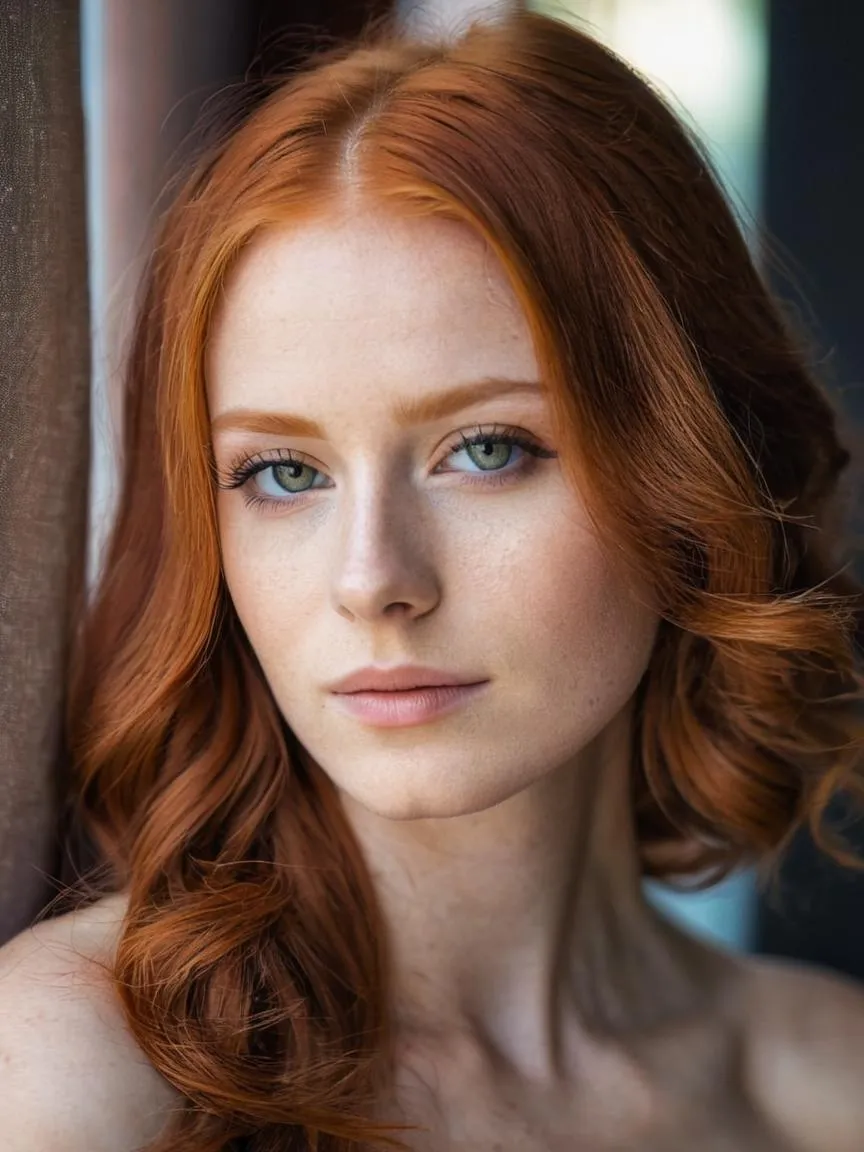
[217,506,324,651]
[512,517,659,709]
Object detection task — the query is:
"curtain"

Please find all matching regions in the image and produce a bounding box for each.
[0,0,91,944]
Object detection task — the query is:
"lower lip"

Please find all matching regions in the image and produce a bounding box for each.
[331,682,489,728]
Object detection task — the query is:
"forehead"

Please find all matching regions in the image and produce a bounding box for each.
[205,211,539,413]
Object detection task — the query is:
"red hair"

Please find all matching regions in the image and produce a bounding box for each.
[63,9,864,1150]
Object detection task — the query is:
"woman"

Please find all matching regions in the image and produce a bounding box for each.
[2,8,864,1151]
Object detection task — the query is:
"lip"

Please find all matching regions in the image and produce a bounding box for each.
[329,664,486,694]
[330,682,489,728]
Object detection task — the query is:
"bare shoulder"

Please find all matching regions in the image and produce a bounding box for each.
[740,953,864,1152]
[0,892,183,1151]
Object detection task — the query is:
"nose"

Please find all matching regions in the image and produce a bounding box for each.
[330,484,441,624]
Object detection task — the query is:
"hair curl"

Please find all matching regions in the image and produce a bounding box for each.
[60,7,864,1151]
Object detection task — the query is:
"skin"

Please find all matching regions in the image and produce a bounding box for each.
[205,207,759,1142]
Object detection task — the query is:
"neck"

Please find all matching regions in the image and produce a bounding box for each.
[337,701,721,1088]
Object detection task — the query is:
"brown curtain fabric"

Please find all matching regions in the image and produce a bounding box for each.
[0,0,90,944]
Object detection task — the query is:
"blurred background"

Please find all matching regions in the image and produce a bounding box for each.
[2,0,862,973]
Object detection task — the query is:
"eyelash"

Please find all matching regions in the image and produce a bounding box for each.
[214,423,557,513]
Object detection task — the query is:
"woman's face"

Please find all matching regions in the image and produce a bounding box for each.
[207,210,659,819]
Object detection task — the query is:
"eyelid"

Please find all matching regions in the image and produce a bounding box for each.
[439,423,553,460]
[213,446,324,491]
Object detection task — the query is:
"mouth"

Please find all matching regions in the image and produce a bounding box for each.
[330,681,490,728]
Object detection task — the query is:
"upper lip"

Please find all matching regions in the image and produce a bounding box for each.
[329,665,487,694]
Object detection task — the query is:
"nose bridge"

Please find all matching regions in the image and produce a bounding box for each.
[331,468,439,622]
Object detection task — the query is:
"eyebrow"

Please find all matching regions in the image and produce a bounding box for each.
[210,377,544,438]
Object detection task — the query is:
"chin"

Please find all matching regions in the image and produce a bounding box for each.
[333,760,538,823]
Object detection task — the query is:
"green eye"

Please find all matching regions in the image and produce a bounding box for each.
[272,460,319,492]
[458,438,517,471]
[443,426,556,475]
